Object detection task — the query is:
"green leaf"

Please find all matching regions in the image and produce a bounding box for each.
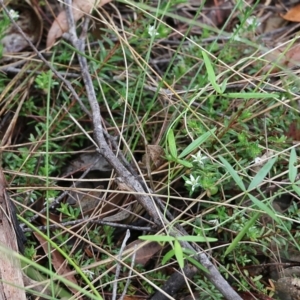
[225,212,260,256]
[249,194,279,223]
[248,157,277,191]
[174,239,184,268]
[183,254,209,273]
[139,235,174,242]
[221,78,228,93]
[289,148,297,183]
[226,93,279,99]
[292,184,300,197]
[177,159,193,168]
[219,156,246,191]
[162,249,175,265]
[178,128,216,159]
[177,235,218,242]
[167,129,178,159]
[202,51,222,94]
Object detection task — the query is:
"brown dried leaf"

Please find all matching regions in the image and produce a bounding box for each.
[125,240,162,266]
[281,4,300,22]
[63,151,112,176]
[261,43,300,73]
[46,0,112,48]
[34,232,78,294]
[260,16,287,34]
[0,168,25,300]
[66,181,102,213]
[146,145,165,169]
[286,44,300,68]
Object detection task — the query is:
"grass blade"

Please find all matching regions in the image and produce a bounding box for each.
[167,129,178,159]
[225,212,260,256]
[178,128,216,159]
[219,156,246,191]
[139,235,174,242]
[226,93,279,99]
[249,194,279,223]
[177,235,217,242]
[202,51,222,94]
[174,239,184,268]
[248,157,276,191]
[289,148,297,183]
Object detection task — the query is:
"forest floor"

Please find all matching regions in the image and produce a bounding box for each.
[1,0,300,299]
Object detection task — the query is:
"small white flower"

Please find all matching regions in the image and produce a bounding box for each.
[254,157,262,164]
[185,174,200,192]
[83,270,94,280]
[208,219,219,230]
[245,16,260,27]
[191,151,207,165]
[148,25,159,37]
[232,34,242,42]
[8,9,19,20]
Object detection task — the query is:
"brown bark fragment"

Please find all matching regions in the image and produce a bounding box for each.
[0,168,25,300]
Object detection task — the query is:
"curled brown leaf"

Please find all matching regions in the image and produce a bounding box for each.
[46,0,112,48]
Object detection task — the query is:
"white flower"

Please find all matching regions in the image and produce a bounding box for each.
[8,9,19,20]
[254,157,262,164]
[185,174,200,192]
[191,151,207,165]
[83,270,94,280]
[148,25,159,37]
[208,219,219,230]
[246,16,260,27]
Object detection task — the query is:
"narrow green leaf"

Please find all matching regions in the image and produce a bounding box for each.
[292,184,300,197]
[249,194,279,223]
[178,128,216,159]
[167,129,178,159]
[174,240,184,268]
[184,255,209,273]
[219,156,246,191]
[177,235,218,242]
[289,148,297,183]
[202,51,222,94]
[139,235,174,242]
[226,93,279,99]
[177,159,193,168]
[221,78,228,93]
[162,249,175,265]
[248,157,277,191]
[225,212,260,256]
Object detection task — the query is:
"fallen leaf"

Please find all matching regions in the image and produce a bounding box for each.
[46,0,112,48]
[261,43,300,73]
[260,16,287,34]
[281,4,300,22]
[286,43,300,68]
[0,168,26,299]
[63,151,112,176]
[124,240,162,266]
[286,121,300,141]
[143,144,165,169]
